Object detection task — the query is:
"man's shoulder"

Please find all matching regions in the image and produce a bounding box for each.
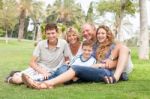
[57,39,68,46]
[36,40,47,47]
[58,39,67,43]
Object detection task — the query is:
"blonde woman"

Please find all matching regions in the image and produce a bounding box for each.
[65,27,82,58]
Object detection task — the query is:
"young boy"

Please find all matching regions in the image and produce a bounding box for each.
[5,23,72,84]
[69,40,96,67]
[65,40,96,82]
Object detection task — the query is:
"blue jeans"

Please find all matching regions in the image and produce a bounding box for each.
[48,65,69,80]
[71,65,113,82]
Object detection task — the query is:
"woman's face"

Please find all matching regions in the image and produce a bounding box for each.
[67,32,78,44]
[97,28,107,43]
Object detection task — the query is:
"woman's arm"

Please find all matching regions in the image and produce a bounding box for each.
[103,44,120,69]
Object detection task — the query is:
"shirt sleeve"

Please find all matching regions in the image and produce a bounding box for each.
[32,42,41,57]
[63,41,73,60]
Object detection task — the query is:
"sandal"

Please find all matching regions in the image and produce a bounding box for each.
[22,74,53,90]
[103,76,110,84]
[108,76,117,84]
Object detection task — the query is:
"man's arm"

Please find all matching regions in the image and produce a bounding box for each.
[29,56,51,79]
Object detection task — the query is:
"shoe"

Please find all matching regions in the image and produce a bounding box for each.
[120,72,128,81]
[108,76,117,84]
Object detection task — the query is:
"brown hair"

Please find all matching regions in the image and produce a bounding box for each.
[45,23,58,32]
[96,25,114,61]
[65,27,80,43]
[82,40,94,48]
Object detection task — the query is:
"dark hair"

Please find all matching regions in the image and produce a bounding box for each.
[82,40,94,48]
[45,23,58,32]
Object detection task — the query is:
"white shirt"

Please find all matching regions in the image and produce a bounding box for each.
[69,54,96,67]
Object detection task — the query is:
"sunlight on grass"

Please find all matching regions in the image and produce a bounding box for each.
[0,40,150,99]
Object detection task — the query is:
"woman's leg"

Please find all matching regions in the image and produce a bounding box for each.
[44,68,76,86]
[23,66,109,89]
[113,44,129,82]
[22,68,77,89]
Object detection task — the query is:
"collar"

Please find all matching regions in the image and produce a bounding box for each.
[80,54,92,62]
[44,39,61,49]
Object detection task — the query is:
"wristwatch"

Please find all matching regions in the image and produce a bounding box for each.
[109,55,118,61]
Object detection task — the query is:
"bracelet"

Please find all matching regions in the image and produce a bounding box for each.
[109,55,118,61]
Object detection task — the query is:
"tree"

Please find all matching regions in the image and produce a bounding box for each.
[139,0,149,60]
[30,1,44,41]
[0,0,18,43]
[85,2,94,23]
[45,0,85,37]
[96,0,137,41]
[17,0,32,41]
[17,0,45,41]
[46,0,85,26]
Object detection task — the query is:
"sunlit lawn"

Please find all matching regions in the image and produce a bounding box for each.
[0,39,150,99]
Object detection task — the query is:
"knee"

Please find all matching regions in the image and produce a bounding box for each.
[117,44,130,54]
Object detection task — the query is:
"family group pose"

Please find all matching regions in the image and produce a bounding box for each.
[5,23,133,90]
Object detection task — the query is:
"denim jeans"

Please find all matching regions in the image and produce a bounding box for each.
[71,65,113,82]
[47,65,69,80]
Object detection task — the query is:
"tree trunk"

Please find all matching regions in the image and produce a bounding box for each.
[139,0,149,59]
[18,9,26,41]
[115,0,128,41]
[36,24,42,41]
[5,29,8,44]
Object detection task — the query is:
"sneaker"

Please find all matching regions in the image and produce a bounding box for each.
[120,72,128,81]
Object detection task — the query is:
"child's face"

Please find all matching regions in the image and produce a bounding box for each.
[82,45,93,59]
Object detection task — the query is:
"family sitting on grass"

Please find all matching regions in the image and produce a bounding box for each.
[5,23,133,89]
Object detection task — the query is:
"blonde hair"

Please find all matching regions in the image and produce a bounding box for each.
[96,25,115,61]
[65,27,80,43]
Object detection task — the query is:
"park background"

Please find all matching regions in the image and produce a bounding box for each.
[0,0,150,99]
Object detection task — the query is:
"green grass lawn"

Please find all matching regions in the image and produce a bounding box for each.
[0,39,150,99]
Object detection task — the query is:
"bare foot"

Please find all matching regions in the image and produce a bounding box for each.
[22,74,53,90]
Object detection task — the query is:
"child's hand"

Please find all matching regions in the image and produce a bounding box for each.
[92,63,106,68]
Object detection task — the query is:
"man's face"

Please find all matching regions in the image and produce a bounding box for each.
[45,29,57,43]
[82,24,95,41]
